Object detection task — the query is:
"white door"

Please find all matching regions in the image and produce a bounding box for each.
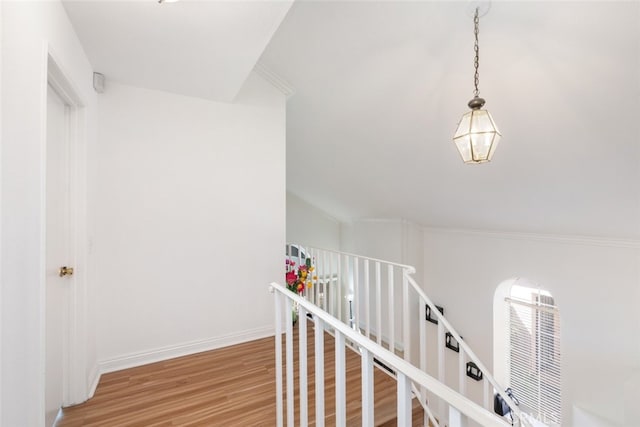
[45,83,72,426]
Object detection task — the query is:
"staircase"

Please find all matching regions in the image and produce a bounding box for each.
[281,318,426,426]
[274,244,526,427]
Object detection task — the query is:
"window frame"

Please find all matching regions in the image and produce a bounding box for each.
[505,286,562,426]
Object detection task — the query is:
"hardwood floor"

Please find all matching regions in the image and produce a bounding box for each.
[59,320,424,426]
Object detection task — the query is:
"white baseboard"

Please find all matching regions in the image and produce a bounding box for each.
[98,325,274,374]
[88,364,101,399]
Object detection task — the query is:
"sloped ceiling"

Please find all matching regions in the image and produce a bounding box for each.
[260,1,640,239]
[62,0,293,102]
[63,1,640,239]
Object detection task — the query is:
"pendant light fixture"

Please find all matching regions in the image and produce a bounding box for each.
[453,6,501,164]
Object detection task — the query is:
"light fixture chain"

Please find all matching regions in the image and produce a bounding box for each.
[473,7,480,97]
[454,4,500,164]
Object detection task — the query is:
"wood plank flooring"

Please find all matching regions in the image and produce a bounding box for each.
[58,319,425,426]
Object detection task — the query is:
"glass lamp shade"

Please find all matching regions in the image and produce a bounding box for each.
[453,109,502,164]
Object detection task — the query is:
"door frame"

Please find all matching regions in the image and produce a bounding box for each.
[43,46,89,409]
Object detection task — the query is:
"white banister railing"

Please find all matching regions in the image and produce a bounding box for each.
[286,244,526,427]
[287,245,416,354]
[405,274,529,426]
[271,282,512,427]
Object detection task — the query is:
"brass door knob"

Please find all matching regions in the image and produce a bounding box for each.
[59,266,74,277]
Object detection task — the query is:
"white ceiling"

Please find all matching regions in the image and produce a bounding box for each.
[62,0,293,102]
[63,1,640,240]
[259,1,640,239]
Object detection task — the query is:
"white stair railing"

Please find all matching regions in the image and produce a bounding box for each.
[287,245,417,356]
[271,282,512,427]
[286,244,526,427]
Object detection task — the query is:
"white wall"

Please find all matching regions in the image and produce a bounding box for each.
[94,76,286,371]
[340,219,424,360]
[1,1,98,425]
[340,219,423,278]
[341,219,403,262]
[286,192,341,250]
[423,228,640,426]
[572,406,619,427]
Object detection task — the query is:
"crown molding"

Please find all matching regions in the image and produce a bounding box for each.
[422,227,640,249]
[253,61,295,98]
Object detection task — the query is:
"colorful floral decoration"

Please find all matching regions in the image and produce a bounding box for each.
[285,257,316,296]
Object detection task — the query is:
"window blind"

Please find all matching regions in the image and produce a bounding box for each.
[506,294,562,426]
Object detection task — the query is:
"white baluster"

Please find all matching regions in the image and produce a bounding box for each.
[361,349,374,427]
[337,253,342,322]
[318,251,323,310]
[459,351,466,396]
[315,318,325,427]
[299,306,308,427]
[397,372,412,426]
[375,262,382,345]
[320,250,326,311]
[449,406,468,427]
[329,252,334,317]
[354,257,360,332]
[438,321,446,423]
[275,291,283,427]
[315,249,320,306]
[286,298,294,427]
[344,254,350,327]
[335,331,346,427]
[419,295,427,427]
[402,272,410,362]
[388,265,394,353]
[483,380,490,411]
[364,259,370,339]
[308,248,314,304]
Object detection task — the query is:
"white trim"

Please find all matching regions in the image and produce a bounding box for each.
[98,326,275,374]
[423,226,640,249]
[253,61,295,98]
[45,45,91,413]
[38,42,50,427]
[350,217,407,225]
[0,0,3,419]
[87,365,101,399]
